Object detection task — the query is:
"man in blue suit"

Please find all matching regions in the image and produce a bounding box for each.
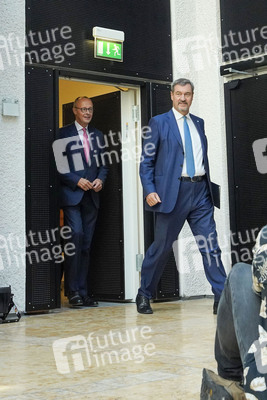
[57,96,108,306]
[136,78,227,314]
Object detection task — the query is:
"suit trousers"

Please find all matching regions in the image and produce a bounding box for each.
[63,190,98,297]
[215,262,260,381]
[139,178,226,301]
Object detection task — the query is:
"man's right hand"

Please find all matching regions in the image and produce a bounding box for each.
[77,178,93,191]
[146,192,162,207]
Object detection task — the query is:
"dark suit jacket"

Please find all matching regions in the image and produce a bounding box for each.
[140,109,213,214]
[57,123,109,208]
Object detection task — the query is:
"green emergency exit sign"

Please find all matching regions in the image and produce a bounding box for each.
[95,39,123,62]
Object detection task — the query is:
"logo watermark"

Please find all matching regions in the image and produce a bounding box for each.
[174,24,267,74]
[0,25,76,70]
[247,327,267,379]
[222,25,267,64]
[174,34,219,75]
[0,226,75,270]
[53,326,156,374]
[254,337,267,375]
[53,126,155,174]
[173,226,261,274]
[253,139,267,174]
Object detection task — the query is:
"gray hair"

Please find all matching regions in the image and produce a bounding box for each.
[171,78,194,93]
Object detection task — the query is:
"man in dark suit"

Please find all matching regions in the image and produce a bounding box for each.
[136,78,227,314]
[57,96,108,307]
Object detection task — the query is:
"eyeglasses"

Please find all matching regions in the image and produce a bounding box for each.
[75,107,94,113]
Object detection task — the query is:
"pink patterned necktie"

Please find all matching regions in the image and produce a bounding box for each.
[82,127,90,163]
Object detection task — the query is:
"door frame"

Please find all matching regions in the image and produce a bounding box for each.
[58,72,144,300]
[120,88,144,299]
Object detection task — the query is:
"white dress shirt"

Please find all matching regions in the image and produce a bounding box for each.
[75,120,89,145]
[172,107,205,177]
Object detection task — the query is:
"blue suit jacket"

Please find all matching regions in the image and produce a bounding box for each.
[140,110,213,214]
[58,123,109,208]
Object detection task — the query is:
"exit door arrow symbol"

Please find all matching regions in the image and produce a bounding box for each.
[106,43,110,55]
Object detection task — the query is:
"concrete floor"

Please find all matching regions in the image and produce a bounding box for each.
[0,297,218,400]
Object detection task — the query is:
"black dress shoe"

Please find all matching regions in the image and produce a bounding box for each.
[136,294,153,314]
[213,301,219,315]
[82,296,98,307]
[68,292,83,306]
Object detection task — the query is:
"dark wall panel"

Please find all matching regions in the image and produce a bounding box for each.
[225,75,267,262]
[220,0,267,66]
[88,92,124,300]
[26,66,61,311]
[26,0,172,82]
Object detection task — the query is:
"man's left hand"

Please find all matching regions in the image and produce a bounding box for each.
[92,179,103,192]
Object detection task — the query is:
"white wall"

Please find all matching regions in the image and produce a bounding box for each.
[0,1,25,311]
[170,0,231,298]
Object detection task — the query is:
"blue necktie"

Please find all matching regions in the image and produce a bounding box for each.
[183,116,195,178]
